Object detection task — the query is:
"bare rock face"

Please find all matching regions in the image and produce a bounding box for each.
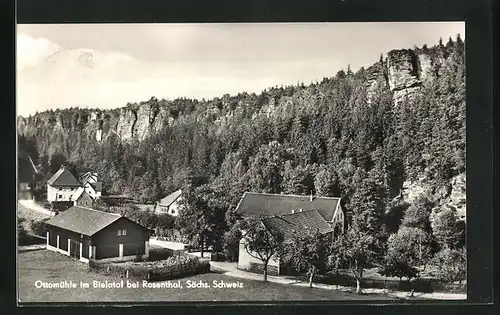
[116,107,137,141]
[393,86,422,105]
[365,63,388,104]
[445,173,466,220]
[135,104,153,141]
[151,106,169,133]
[386,49,423,105]
[402,172,466,222]
[387,49,421,90]
[401,176,432,204]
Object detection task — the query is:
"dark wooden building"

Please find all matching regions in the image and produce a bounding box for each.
[45,206,151,262]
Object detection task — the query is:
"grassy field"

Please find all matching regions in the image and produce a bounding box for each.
[18,250,393,303]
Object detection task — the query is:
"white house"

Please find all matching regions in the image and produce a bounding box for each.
[155,189,182,216]
[47,166,102,205]
[234,192,345,276]
[79,172,102,199]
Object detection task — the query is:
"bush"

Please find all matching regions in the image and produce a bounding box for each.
[431,246,466,284]
[18,233,46,246]
[30,218,49,236]
[148,247,171,261]
[89,255,210,281]
[51,201,73,212]
[154,228,182,242]
[211,252,226,262]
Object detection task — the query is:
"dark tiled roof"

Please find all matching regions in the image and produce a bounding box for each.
[46,206,122,236]
[262,209,333,239]
[91,182,102,191]
[235,192,341,222]
[47,166,82,187]
[157,189,182,207]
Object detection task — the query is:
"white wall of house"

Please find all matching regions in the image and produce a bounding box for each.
[237,238,280,272]
[47,184,78,202]
[168,198,182,216]
[332,204,345,232]
[80,182,101,199]
[155,197,182,216]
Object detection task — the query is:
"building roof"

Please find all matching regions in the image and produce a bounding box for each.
[235,192,341,222]
[18,155,37,183]
[72,187,93,201]
[157,189,182,207]
[80,172,98,184]
[47,166,82,187]
[91,182,102,192]
[45,206,123,236]
[262,209,334,239]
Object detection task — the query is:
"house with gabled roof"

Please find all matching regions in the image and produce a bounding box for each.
[78,172,102,199]
[47,165,102,208]
[155,189,183,216]
[234,192,345,276]
[45,206,151,263]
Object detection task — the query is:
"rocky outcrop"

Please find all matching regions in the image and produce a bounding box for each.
[386,49,423,105]
[401,173,466,222]
[365,62,388,104]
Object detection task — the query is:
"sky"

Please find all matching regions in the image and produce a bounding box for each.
[16,22,465,117]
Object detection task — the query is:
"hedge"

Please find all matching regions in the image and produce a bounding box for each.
[18,233,46,246]
[309,272,466,294]
[148,247,176,261]
[89,255,210,281]
[30,219,49,237]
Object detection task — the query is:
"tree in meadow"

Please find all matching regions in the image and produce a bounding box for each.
[234,216,285,282]
[177,184,228,258]
[432,206,465,249]
[431,246,466,285]
[286,228,330,287]
[336,228,378,294]
[382,226,433,281]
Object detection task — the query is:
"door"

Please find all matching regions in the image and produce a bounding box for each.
[69,239,80,259]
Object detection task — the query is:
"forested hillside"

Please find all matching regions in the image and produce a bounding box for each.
[18,36,465,232]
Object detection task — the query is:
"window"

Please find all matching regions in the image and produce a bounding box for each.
[58,194,63,199]
[117,229,127,236]
[117,230,121,236]
[122,229,127,236]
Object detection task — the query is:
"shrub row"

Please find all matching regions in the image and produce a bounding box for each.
[89,255,210,281]
[311,272,466,294]
[18,233,46,246]
[148,247,182,261]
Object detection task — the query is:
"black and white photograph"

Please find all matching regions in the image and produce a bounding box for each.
[16,22,467,303]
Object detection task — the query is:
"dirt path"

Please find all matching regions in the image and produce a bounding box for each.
[18,200,55,217]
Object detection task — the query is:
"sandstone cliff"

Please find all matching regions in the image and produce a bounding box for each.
[17,47,439,143]
[17,43,465,219]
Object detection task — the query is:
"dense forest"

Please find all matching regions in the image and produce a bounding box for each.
[18,36,466,286]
